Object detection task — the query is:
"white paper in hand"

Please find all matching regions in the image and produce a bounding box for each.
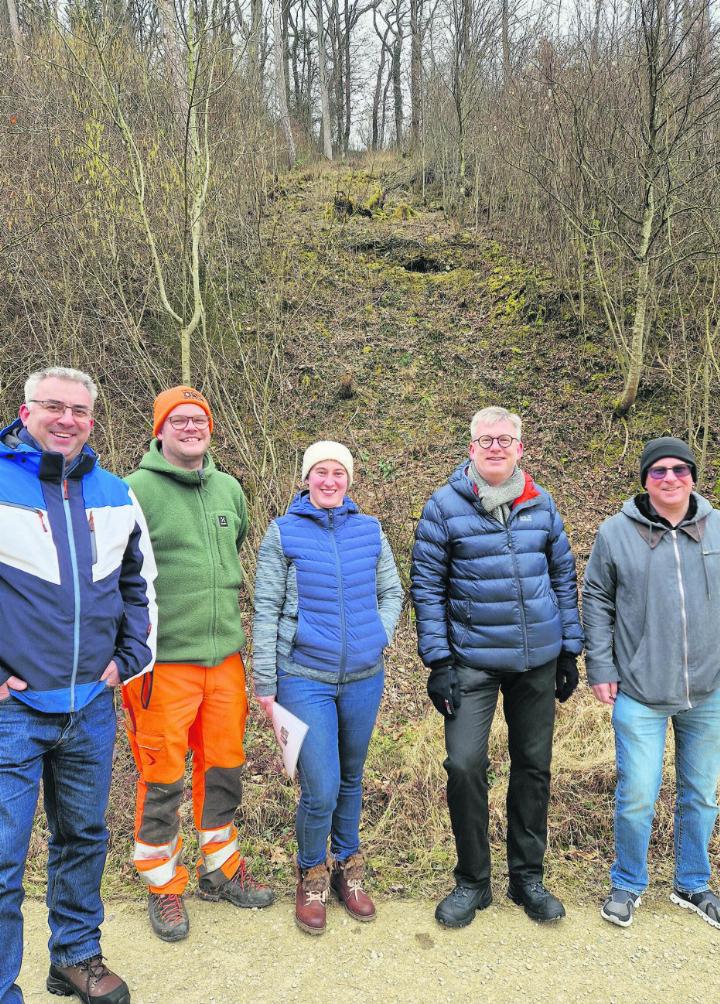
[271,702,309,779]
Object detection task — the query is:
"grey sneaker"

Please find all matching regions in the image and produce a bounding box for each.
[600,888,641,928]
[148,892,190,942]
[670,887,720,929]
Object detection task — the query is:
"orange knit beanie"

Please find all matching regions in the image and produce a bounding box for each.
[152,386,214,437]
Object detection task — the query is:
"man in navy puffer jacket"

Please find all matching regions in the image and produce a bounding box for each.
[411,406,583,927]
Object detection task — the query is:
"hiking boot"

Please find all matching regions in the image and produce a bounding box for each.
[331,853,376,922]
[47,956,130,1003]
[601,888,641,928]
[295,862,330,935]
[670,887,720,929]
[435,884,492,928]
[507,880,565,922]
[148,892,189,942]
[197,860,274,908]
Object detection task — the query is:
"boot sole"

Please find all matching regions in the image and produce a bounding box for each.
[150,924,189,943]
[294,914,326,936]
[47,972,131,1003]
[330,884,376,922]
[670,891,720,929]
[195,886,274,909]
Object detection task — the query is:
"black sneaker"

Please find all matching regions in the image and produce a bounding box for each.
[197,860,275,908]
[507,880,565,922]
[600,887,641,928]
[670,887,720,929]
[148,892,189,942]
[435,884,492,928]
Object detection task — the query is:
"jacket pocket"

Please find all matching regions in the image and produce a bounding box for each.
[211,511,242,571]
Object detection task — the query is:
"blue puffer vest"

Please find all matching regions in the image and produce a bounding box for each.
[275,492,387,678]
[411,463,583,673]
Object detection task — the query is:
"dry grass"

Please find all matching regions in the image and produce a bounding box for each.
[11,157,720,905]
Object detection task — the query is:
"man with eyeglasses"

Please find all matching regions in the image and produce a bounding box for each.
[0,366,157,1004]
[122,386,273,944]
[584,437,720,931]
[411,406,583,928]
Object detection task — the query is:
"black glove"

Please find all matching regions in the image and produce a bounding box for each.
[555,652,579,703]
[427,659,462,718]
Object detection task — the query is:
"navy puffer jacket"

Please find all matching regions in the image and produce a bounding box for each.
[411,463,583,672]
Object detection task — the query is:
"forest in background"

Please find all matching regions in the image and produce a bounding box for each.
[2,0,720,899]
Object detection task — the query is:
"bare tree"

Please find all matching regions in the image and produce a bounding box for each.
[273,0,296,164]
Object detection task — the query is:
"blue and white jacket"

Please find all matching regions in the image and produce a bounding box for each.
[0,419,157,712]
[252,491,403,693]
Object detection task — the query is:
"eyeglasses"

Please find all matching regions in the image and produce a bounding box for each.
[647,464,693,481]
[472,434,519,449]
[29,399,93,420]
[167,414,210,430]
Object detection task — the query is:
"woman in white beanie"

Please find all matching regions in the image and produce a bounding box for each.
[253,441,403,935]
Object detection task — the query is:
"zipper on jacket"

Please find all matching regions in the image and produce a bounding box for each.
[0,500,49,532]
[197,469,218,664]
[670,529,691,708]
[62,477,82,712]
[328,510,348,681]
[88,511,97,564]
[506,522,530,670]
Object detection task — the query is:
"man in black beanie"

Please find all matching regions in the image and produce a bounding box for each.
[584,436,720,931]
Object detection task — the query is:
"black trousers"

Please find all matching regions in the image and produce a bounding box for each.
[443,659,557,889]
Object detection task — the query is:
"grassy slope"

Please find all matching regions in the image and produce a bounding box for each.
[25,157,718,901]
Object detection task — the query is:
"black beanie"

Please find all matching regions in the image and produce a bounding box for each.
[639,437,697,486]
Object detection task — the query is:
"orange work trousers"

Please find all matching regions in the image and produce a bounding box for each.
[122,653,248,895]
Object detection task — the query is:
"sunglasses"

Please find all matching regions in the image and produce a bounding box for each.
[647,464,692,481]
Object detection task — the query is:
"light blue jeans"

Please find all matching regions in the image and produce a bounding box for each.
[276,670,384,870]
[611,688,720,895]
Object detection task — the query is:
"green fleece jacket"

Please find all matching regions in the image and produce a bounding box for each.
[125,440,248,665]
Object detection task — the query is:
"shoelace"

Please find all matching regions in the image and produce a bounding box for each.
[230,860,263,890]
[79,956,110,987]
[304,887,329,904]
[155,894,185,924]
[345,878,366,900]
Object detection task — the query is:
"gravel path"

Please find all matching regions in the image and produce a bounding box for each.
[18,893,720,1002]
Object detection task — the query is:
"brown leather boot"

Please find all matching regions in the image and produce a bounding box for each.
[331,852,376,922]
[47,956,130,1003]
[295,862,330,935]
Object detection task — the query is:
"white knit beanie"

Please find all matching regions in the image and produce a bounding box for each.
[301,441,354,486]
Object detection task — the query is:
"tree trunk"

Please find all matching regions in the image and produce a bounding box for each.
[156,0,189,133]
[616,186,655,415]
[409,0,422,148]
[342,0,351,153]
[371,38,387,150]
[392,35,403,147]
[6,0,24,66]
[501,0,511,79]
[316,0,333,158]
[273,0,296,166]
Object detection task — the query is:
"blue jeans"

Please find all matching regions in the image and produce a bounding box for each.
[0,689,116,1004]
[277,670,383,870]
[611,689,720,895]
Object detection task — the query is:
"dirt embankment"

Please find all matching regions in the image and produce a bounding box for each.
[20,893,719,1003]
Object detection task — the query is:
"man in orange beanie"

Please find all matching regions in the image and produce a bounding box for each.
[122,386,274,943]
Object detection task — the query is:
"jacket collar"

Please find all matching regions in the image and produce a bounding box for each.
[137,437,215,485]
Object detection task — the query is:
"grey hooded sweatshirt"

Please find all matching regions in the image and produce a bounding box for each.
[583,493,720,714]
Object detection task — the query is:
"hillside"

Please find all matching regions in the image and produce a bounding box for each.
[17,156,719,903]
